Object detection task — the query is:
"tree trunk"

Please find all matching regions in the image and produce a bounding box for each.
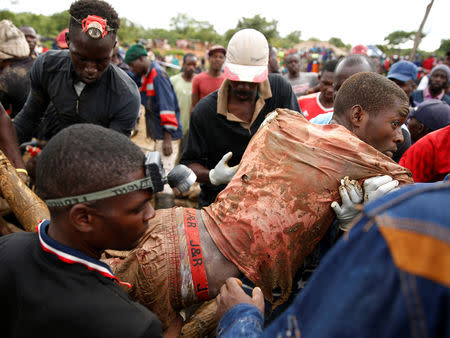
[410,0,434,61]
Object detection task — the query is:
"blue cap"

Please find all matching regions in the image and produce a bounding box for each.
[409,99,450,131]
[387,61,418,82]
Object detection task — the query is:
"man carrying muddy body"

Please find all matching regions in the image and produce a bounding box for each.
[180,28,300,207]
[107,71,412,334]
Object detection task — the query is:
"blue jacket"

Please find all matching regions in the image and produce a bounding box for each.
[410,89,450,107]
[217,182,450,338]
[140,61,182,140]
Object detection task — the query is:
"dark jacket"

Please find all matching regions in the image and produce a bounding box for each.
[13,50,140,143]
[180,74,300,206]
[0,220,162,338]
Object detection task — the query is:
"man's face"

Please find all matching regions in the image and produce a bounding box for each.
[358,101,409,158]
[391,78,416,98]
[445,55,450,68]
[209,50,225,72]
[319,70,334,103]
[183,56,197,77]
[285,55,300,75]
[407,116,425,143]
[128,56,149,77]
[20,27,37,53]
[401,79,416,97]
[67,29,115,84]
[229,80,258,102]
[429,70,448,92]
[89,169,155,251]
[111,44,120,66]
[268,47,280,73]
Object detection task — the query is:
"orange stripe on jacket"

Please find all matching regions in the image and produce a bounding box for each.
[379,225,450,288]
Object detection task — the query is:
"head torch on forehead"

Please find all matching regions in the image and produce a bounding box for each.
[71,15,114,40]
[44,151,196,208]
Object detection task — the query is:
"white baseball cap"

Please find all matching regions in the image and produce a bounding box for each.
[224,29,269,83]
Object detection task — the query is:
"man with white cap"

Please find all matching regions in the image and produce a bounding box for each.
[0,19,34,118]
[180,28,300,207]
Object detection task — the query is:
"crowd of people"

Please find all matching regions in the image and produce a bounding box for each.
[0,0,449,337]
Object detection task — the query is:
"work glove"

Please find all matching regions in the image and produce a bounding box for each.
[258,111,278,131]
[331,177,363,231]
[209,152,239,186]
[363,175,399,203]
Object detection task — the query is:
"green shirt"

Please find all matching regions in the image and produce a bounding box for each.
[170,73,192,136]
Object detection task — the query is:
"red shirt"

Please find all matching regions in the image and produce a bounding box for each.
[298,92,333,120]
[399,125,450,182]
[422,56,435,72]
[192,72,225,100]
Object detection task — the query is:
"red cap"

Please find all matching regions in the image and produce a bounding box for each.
[351,45,368,55]
[56,29,69,49]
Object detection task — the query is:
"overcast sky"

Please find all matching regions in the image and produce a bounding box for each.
[3,0,449,52]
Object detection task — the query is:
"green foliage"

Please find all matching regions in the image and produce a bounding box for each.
[147,28,180,46]
[3,10,443,58]
[328,37,345,48]
[169,13,222,45]
[284,30,301,45]
[164,49,184,56]
[384,30,425,47]
[0,10,70,38]
[117,18,148,44]
[437,39,450,55]
[376,44,388,54]
[225,14,279,44]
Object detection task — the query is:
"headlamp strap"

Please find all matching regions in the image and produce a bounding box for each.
[45,177,154,208]
[72,15,113,39]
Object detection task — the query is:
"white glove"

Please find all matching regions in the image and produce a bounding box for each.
[209,152,239,186]
[363,175,399,203]
[331,177,363,230]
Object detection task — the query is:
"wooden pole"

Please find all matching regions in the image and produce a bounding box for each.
[410,0,434,61]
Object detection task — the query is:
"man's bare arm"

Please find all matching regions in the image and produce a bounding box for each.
[187,162,211,184]
[0,104,25,169]
[191,93,199,113]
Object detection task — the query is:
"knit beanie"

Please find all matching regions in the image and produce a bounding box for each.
[430,64,450,85]
[124,44,147,64]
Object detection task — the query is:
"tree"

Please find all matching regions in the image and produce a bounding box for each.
[0,10,70,39]
[117,18,149,44]
[328,37,345,48]
[384,30,422,48]
[437,39,450,55]
[225,14,279,44]
[284,30,301,45]
[170,13,193,35]
[169,13,221,43]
